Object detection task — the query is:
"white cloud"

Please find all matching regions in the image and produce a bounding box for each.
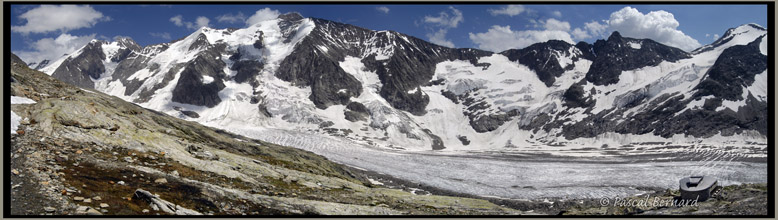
[150,32,172,40]
[376,6,390,14]
[584,20,608,38]
[469,25,573,52]
[246,8,281,25]
[552,10,562,17]
[606,6,701,51]
[488,5,526,17]
[528,19,540,28]
[14,33,95,64]
[170,15,184,26]
[705,33,710,38]
[12,5,108,35]
[216,12,246,24]
[424,6,463,28]
[421,7,463,48]
[170,15,210,30]
[195,16,210,28]
[571,28,590,40]
[569,20,608,41]
[544,18,570,32]
[713,34,720,39]
[427,29,455,48]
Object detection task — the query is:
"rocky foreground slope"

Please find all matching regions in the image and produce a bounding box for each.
[8,55,522,215]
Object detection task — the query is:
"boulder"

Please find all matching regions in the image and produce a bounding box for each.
[132,189,202,215]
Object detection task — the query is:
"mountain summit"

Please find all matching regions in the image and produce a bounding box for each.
[39,16,769,151]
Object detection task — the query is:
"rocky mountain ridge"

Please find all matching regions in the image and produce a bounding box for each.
[32,13,768,151]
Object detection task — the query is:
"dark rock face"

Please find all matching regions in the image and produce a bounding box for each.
[276,19,365,109]
[613,93,767,138]
[173,106,200,118]
[344,102,369,122]
[188,33,211,51]
[278,12,304,21]
[544,28,765,140]
[694,36,767,101]
[443,86,523,133]
[574,42,596,61]
[456,135,470,146]
[584,31,691,86]
[307,58,363,108]
[500,40,578,87]
[519,113,552,133]
[278,18,491,114]
[441,90,459,104]
[344,111,366,122]
[45,38,143,91]
[562,81,594,108]
[134,63,184,103]
[29,60,50,70]
[469,110,520,133]
[558,86,767,140]
[116,37,143,52]
[231,60,264,85]
[171,43,227,107]
[111,38,142,63]
[346,101,368,113]
[422,129,445,150]
[113,48,158,96]
[368,42,491,116]
[181,110,200,118]
[51,41,107,88]
[278,13,306,44]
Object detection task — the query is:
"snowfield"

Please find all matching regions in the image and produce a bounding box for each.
[218,125,767,200]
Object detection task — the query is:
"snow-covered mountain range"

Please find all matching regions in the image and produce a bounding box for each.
[34,13,769,151]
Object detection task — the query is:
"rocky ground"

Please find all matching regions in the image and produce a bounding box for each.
[7,56,768,216]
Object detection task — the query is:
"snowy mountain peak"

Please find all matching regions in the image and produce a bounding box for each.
[500,40,582,87]
[27,59,51,70]
[584,31,690,86]
[188,33,212,51]
[692,23,768,54]
[114,36,142,51]
[731,23,767,34]
[37,19,768,152]
[279,12,304,21]
[720,23,768,41]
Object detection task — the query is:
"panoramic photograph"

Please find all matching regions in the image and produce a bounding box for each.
[6,3,771,216]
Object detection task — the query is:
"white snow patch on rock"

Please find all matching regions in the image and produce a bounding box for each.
[10,96,36,134]
[10,111,22,134]
[202,75,215,84]
[11,96,37,104]
[628,41,642,49]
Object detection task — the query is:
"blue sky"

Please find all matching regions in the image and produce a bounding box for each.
[10,4,768,63]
